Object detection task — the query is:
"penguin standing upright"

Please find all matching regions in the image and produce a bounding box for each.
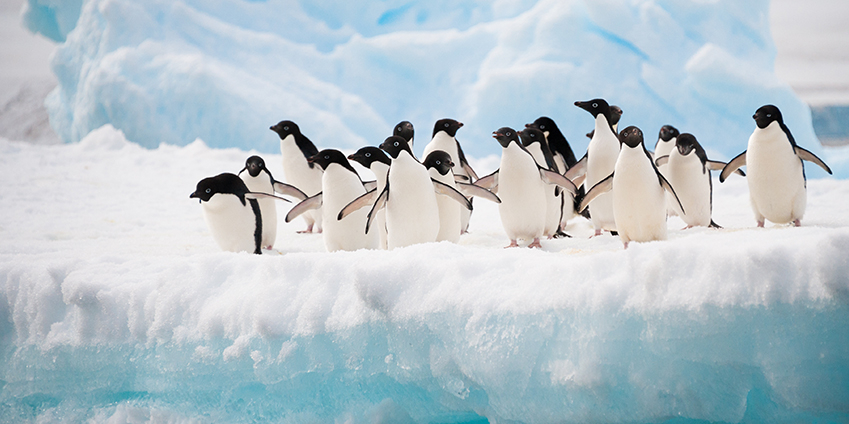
[421,119,478,233]
[423,150,463,243]
[519,127,563,238]
[285,150,378,252]
[720,105,832,227]
[348,146,391,249]
[191,173,289,254]
[579,126,683,249]
[270,120,323,233]
[653,125,681,216]
[238,155,307,249]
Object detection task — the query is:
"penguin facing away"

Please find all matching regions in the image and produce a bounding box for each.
[238,155,308,249]
[654,134,743,228]
[579,126,684,249]
[719,104,832,227]
[476,127,576,248]
[270,120,324,233]
[284,149,378,252]
[348,146,391,249]
[190,173,290,254]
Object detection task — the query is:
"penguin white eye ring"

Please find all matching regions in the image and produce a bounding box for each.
[592,102,598,108]
[205,188,211,193]
[394,141,399,147]
[365,152,371,157]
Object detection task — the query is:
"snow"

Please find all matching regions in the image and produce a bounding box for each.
[21,0,846,178]
[1,126,847,423]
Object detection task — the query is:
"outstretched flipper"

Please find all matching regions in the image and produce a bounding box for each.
[273,181,307,201]
[432,179,473,210]
[246,191,292,202]
[475,170,499,192]
[578,172,614,213]
[337,188,379,221]
[719,151,747,182]
[655,155,669,167]
[285,193,323,223]
[365,186,389,234]
[564,154,587,182]
[456,140,479,181]
[706,160,745,176]
[456,182,501,203]
[795,146,833,174]
[539,167,577,196]
[362,180,378,191]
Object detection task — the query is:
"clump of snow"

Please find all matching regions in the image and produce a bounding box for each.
[25,0,843,178]
[0,127,847,423]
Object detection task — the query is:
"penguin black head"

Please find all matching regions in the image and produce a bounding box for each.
[492,127,520,148]
[618,126,644,149]
[379,136,414,159]
[610,105,623,126]
[753,105,783,129]
[432,118,464,138]
[243,155,267,178]
[526,116,556,134]
[659,125,679,142]
[423,150,455,176]
[269,120,301,139]
[190,173,250,204]
[308,149,357,174]
[574,98,611,119]
[394,121,415,143]
[675,133,698,156]
[348,146,390,168]
[519,127,546,148]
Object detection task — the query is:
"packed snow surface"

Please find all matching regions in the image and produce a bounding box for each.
[0,126,847,423]
[23,0,842,178]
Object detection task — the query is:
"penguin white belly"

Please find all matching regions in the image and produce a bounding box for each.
[239,173,277,248]
[746,125,806,224]
[655,139,678,216]
[386,155,440,249]
[667,153,712,227]
[612,149,667,244]
[280,135,323,229]
[498,144,547,241]
[429,169,461,243]
[422,133,472,231]
[201,195,258,253]
[526,144,561,237]
[586,126,620,231]
[321,165,378,252]
[370,163,390,250]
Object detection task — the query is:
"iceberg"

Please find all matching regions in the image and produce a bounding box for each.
[24,0,839,178]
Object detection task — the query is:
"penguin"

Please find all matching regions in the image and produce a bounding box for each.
[394,121,415,149]
[584,105,622,139]
[348,146,391,249]
[579,126,684,249]
[238,155,308,249]
[421,118,479,232]
[720,104,832,227]
[654,134,744,228]
[270,120,324,233]
[284,149,378,252]
[567,99,621,236]
[423,150,463,243]
[190,173,289,254]
[653,125,681,216]
[519,127,564,238]
[476,128,576,248]
[525,117,578,171]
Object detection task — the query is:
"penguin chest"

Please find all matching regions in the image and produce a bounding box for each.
[498,146,547,239]
[321,166,376,251]
[386,157,439,247]
[526,144,561,235]
[585,123,619,230]
[428,169,461,243]
[280,135,322,195]
[612,150,667,242]
[201,195,258,253]
[746,125,806,222]
[240,172,277,246]
[667,153,712,226]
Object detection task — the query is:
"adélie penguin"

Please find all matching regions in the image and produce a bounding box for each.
[270,120,324,233]
[719,104,832,227]
[338,136,472,249]
[476,128,577,248]
[393,121,415,149]
[579,126,684,249]
[285,149,378,252]
[421,119,479,233]
[519,127,565,238]
[191,173,291,254]
[347,146,391,249]
[653,124,681,216]
[238,155,307,249]
[655,134,743,228]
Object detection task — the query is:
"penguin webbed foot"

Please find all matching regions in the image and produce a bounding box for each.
[793,219,801,227]
[528,238,542,249]
[756,221,765,228]
[505,240,520,248]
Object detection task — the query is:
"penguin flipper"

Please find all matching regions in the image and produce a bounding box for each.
[706,160,744,176]
[273,181,308,201]
[719,151,747,182]
[539,167,577,196]
[456,140,479,181]
[431,179,473,210]
[246,191,292,203]
[338,188,378,221]
[362,180,378,191]
[285,193,323,223]
[579,172,614,213]
[795,146,833,174]
[564,154,587,182]
[475,170,499,192]
[658,172,685,215]
[455,181,501,204]
[454,174,471,182]
[655,155,670,167]
[365,187,389,234]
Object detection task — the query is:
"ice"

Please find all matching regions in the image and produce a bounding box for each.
[23,0,844,178]
[0,127,847,422]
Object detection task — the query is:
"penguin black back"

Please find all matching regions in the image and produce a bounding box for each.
[270,120,320,165]
[527,117,577,168]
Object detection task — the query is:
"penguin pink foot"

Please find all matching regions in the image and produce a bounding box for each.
[757,220,765,228]
[527,238,542,249]
[505,240,520,248]
[297,224,314,234]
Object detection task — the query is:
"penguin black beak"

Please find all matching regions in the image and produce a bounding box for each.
[190,192,198,199]
[458,122,464,128]
[752,113,758,120]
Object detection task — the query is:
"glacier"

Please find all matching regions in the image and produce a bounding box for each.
[22,0,841,178]
[0,127,847,423]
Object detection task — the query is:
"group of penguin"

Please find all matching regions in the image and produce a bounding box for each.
[190,99,833,253]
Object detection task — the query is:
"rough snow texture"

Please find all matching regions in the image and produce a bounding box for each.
[22,0,844,178]
[0,126,847,423]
